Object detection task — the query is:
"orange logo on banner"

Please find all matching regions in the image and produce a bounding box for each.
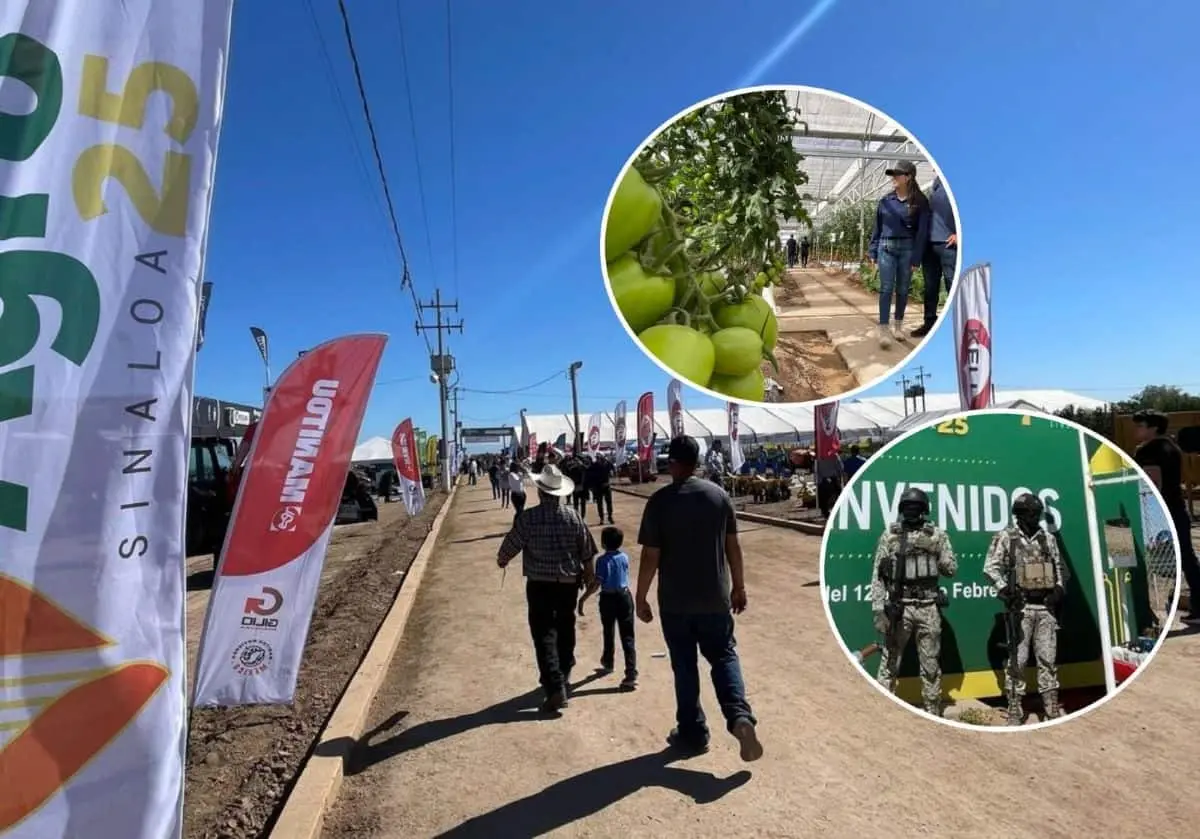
[0,574,167,831]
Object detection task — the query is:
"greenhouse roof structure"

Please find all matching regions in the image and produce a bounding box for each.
[512,389,1108,448]
[778,88,940,234]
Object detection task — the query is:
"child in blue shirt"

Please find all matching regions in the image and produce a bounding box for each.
[577,526,637,690]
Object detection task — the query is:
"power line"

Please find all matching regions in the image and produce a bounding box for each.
[444,0,460,297]
[336,0,432,355]
[391,0,439,286]
[458,369,568,395]
[301,0,388,237]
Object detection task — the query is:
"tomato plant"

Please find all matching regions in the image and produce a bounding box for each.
[709,368,766,402]
[604,165,663,262]
[710,327,764,377]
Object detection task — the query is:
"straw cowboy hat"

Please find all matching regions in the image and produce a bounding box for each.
[532,463,575,496]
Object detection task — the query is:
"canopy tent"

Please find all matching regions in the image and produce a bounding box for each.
[351,436,393,463]
[511,389,1108,450]
[885,399,1042,440]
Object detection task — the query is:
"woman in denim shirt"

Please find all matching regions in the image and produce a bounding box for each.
[867,160,930,348]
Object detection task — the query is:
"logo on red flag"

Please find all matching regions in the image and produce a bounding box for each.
[636,392,654,461]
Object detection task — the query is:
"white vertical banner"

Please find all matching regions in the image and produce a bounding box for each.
[953,262,993,411]
[667,378,685,439]
[613,400,628,465]
[0,2,233,836]
[727,402,745,472]
[586,412,602,453]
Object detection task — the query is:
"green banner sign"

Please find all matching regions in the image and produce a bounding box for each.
[824,411,1161,704]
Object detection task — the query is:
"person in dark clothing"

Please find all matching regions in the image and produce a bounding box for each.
[800,236,811,267]
[488,462,501,500]
[577,526,638,690]
[379,469,395,502]
[634,435,763,762]
[585,454,616,525]
[560,453,588,517]
[867,159,930,349]
[911,175,958,338]
[1132,410,1200,624]
[842,445,867,480]
[497,464,597,713]
[785,234,799,268]
[531,442,549,476]
[507,459,528,522]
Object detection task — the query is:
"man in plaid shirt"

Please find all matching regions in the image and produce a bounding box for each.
[498,463,597,713]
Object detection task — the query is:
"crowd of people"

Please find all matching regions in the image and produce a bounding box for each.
[485,436,764,762]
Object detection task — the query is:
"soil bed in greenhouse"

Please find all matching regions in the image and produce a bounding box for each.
[763,333,857,404]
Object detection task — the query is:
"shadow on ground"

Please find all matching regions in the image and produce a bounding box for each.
[434,748,751,837]
[451,531,511,545]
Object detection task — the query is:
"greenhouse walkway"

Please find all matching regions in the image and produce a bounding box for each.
[775,266,920,387]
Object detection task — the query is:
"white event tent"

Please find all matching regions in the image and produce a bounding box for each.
[515,389,1106,449]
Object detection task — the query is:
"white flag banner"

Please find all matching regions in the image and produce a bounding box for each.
[586,412,602,453]
[613,400,628,465]
[0,2,233,836]
[728,402,745,472]
[953,262,993,411]
[667,378,685,439]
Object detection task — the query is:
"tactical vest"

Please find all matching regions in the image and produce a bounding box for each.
[889,522,941,584]
[1010,527,1057,593]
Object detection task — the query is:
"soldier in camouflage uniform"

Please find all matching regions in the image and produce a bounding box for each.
[870,487,958,716]
[983,493,1070,725]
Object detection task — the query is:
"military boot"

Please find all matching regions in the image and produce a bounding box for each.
[1006,698,1024,726]
[923,701,942,718]
[1042,690,1060,720]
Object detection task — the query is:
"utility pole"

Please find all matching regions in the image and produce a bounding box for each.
[568,361,584,453]
[894,374,911,417]
[911,365,933,414]
[417,288,463,492]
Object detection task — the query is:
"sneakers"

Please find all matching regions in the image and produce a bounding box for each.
[892,320,908,342]
[877,324,892,348]
[731,718,764,762]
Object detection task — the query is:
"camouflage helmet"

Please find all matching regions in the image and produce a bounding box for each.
[1011,493,1043,516]
[898,486,930,516]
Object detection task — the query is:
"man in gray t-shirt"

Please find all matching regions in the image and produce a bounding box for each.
[635,435,763,762]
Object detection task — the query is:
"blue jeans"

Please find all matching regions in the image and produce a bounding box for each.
[877,238,914,325]
[660,611,756,742]
[920,242,956,326]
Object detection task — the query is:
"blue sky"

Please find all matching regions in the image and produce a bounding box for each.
[197,0,1200,442]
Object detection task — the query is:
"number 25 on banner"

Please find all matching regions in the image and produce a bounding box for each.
[0,33,199,532]
[935,417,969,436]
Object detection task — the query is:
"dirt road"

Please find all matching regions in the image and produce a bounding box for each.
[320,482,1198,838]
[184,495,445,839]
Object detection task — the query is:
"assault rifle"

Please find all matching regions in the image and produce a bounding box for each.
[882,529,908,636]
[1002,536,1024,712]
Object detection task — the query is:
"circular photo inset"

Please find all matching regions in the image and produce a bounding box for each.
[820,409,1181,730]
[600,85,962,406]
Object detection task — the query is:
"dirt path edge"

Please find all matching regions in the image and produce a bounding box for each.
[267,482,461,839]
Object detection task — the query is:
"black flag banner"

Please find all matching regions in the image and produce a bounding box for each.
[196,282,213,351]
[249,326,269,366]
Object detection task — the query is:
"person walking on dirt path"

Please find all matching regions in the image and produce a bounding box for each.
[814,455,844,519]
[499,463,512,509]
[1132,410,1200,625]
[800,236,811,268]
[786,234,798,268]
[633,435,763,762]
[585,453,616,525]
[468,458,479,486]
[871,488,957,717]
[982,494,1068,724]
[910,175,957,339]
[560,452,588,517]
[577,526,638,690]
[507,460,528,522]
[488,461,501,500]
[867,159,930,350]
[497,463,597,713]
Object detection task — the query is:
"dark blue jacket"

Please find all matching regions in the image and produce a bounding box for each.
[868,191,929,263]
[928,177,956,245]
